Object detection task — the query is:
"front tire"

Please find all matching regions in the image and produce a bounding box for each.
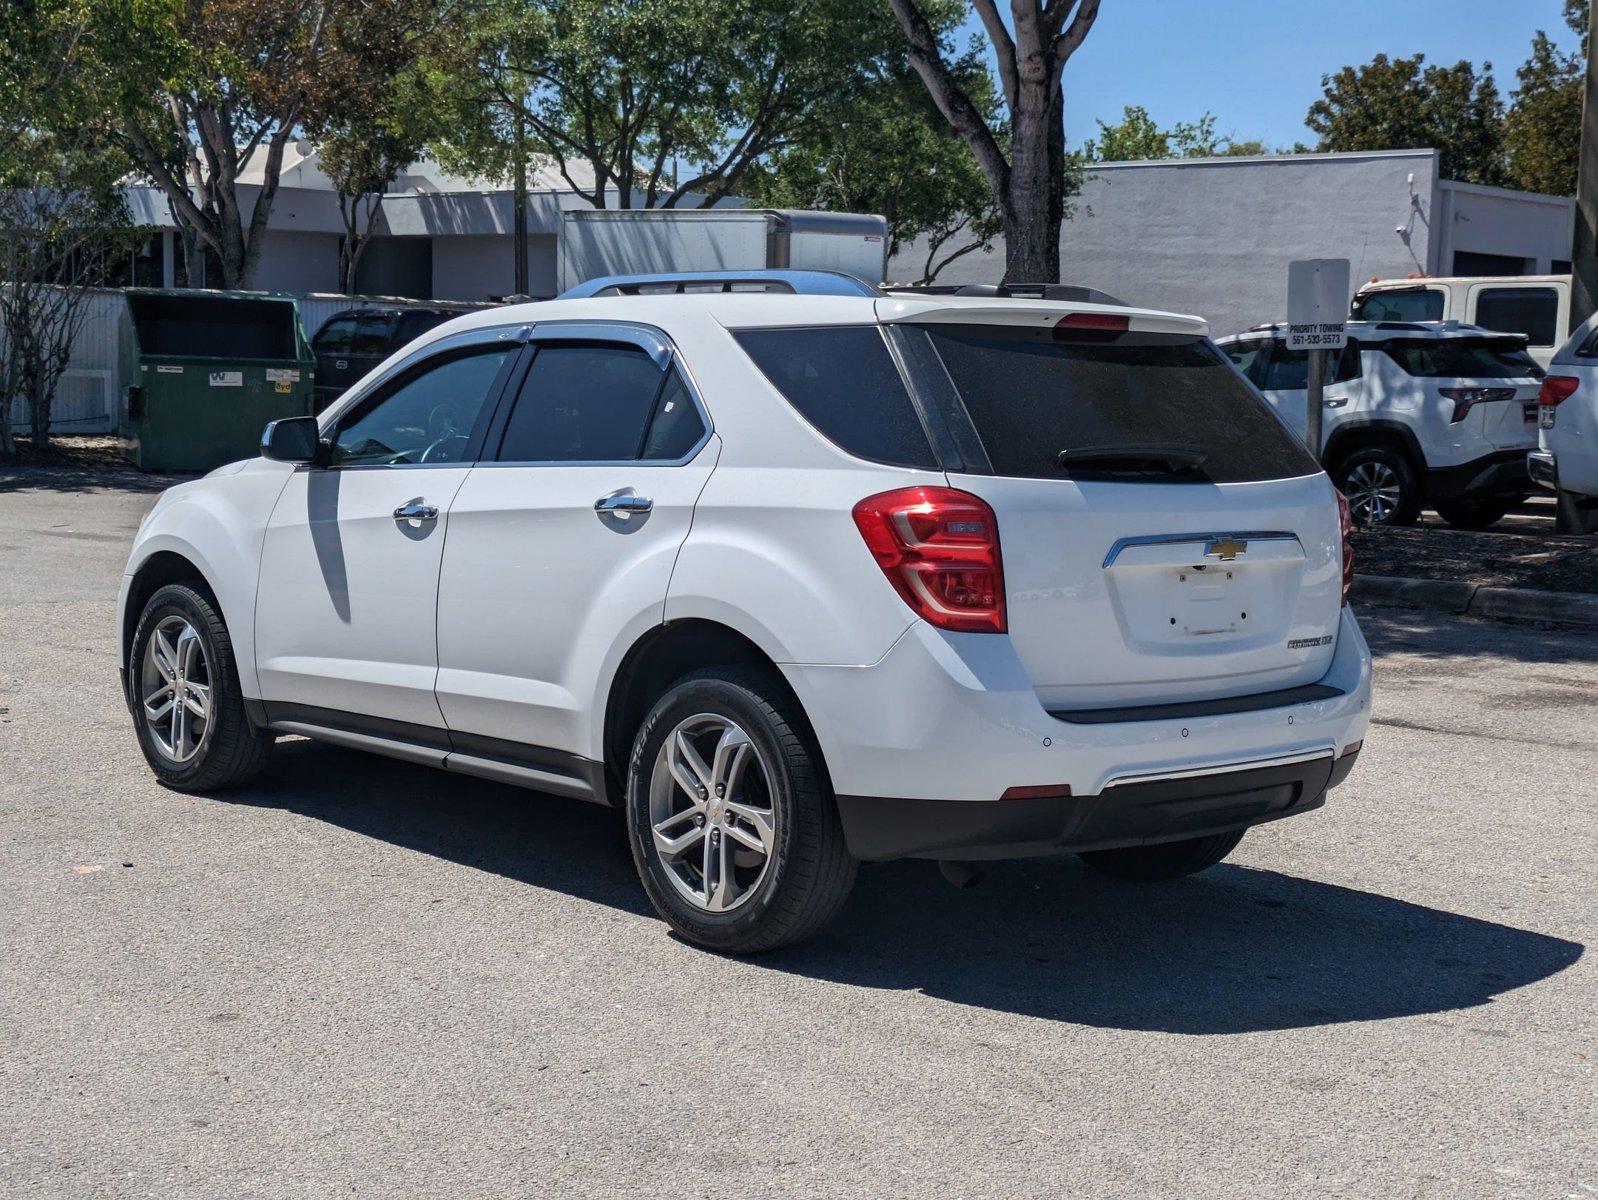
[1334,446,1421,526]
[626,667,857,954]
[128,583,272,791]
[1078,830,1245,881]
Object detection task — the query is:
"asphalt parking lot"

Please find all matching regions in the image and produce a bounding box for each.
[1,475,1593,1199]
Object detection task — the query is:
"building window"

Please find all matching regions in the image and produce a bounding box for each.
[1453,250,1532,277]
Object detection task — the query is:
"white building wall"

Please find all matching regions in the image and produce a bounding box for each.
[252,230,342,295]
[1433,181,1576,275]
[431,233,556,300]
[892,150,1455,338]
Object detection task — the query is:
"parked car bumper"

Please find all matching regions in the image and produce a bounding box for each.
[1527,449,1559,491]
[1425,449,1532,502]
[783,607,1372,861]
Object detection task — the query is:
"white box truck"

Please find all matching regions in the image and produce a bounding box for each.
[557,209,889,294]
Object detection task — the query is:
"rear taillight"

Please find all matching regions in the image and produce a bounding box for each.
[1053,311,1130,343]
[1439,386,1516,424]
[1538,376,1578,430]
[852,486,1005,633]
[1336,490,1354,607]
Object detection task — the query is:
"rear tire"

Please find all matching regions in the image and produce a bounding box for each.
[1333,446,1421,526]
[128,583,272,792]
[626,666,857,954]
[1434,495,1520,530]
[1078,830,1245,881]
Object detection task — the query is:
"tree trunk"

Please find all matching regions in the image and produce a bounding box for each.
[1001,105,1061,284]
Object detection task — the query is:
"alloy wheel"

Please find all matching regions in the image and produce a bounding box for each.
[1344,461,1403,524]
[647,713,778,913]
[140,615,212,763]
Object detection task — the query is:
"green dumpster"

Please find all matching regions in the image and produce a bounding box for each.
[119,289,316,472]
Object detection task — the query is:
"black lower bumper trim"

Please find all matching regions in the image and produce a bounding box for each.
[1051,682,1344,725]
[836,752,1356,862]
[1425,450,1532,503]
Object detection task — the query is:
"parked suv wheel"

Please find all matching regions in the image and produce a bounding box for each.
[1334,446,1421,526]
[128,583,272,791]
[626,667,857,954]
[1078,830,1245,881]
[1434,495,1522,530]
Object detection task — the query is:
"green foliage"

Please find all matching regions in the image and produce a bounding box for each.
[742,52,1000,282]
[434,0,901,208]
[1081,106,1267,162]
[1306,53,1507,186]
[1503,1,1589,195]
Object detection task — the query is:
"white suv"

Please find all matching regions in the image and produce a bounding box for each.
[1529,313,1598,533]
[118,270,1371,953]
[1219,321,1543,528]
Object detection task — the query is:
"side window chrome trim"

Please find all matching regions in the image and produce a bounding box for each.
[523,319,673,368]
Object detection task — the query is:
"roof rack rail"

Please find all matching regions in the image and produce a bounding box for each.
[558,269,880,299]
[884,281,1130,307]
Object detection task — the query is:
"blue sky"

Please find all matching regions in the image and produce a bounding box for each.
[958,0,1584,150]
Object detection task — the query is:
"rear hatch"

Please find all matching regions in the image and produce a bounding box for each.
[1379,334,1543,450]
[880,301,1343,711]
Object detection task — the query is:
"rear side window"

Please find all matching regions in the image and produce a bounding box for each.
[1473,287,1559,347]
[734,326,937,469]
[1221,339,1269,386]
[1381,338,1540,379]
[918,325,1320,484]
[495,342,689,463]
[1353,288,1445,323]
[396,311,449,343]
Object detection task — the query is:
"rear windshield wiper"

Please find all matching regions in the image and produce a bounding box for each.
[1055,443,1208,477]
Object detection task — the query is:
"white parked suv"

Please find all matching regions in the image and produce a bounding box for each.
[1530,312,1598,532]
[1219,321,1543,527]
[118,270,1371,953]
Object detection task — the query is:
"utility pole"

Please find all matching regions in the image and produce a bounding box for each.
[512,108,529,298]
[1573,0,1598,328]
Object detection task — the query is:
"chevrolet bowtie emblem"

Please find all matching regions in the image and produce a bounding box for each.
[1206,537,1248,560]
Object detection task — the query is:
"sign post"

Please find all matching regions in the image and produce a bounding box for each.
[1286,259,1351,456]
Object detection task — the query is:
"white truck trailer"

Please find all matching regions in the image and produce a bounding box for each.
[556,209,889,294]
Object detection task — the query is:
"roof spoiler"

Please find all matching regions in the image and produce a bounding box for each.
[559,269,879,299]
[885,282,1130,307]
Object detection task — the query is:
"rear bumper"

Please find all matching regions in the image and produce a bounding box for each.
[1425,449,1531,502]
[782,607,1371,856]
[1527,450,1558,491]
[838,749,1358,861]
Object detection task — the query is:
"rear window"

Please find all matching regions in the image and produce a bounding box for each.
[1380,337,1540,379]
[1353,288,1444,323]
[733,326,937,469]
[917,325,1320,484]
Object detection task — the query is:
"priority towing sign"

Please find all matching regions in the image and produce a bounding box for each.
[1285,259,1351,350]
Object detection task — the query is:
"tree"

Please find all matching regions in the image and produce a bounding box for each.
[307,3,453,293]
[1082,105,1266,161]
[0,0,138,458]
[889,0,1102,284]
[1306,53,1506,186]
[1504,0,1589,195]
[437,0,895,210]
[743,57,1001,283]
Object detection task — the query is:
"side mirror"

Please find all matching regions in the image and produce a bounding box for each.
[262,415,324,464]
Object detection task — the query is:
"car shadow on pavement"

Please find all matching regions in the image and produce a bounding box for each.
[222,739,1583,1036]
[1359,605,1598,667]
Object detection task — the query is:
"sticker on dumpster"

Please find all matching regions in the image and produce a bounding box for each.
[265,368,301,382]
[208,371,243,388]
[274,380,292,393]
[155,365,183,374]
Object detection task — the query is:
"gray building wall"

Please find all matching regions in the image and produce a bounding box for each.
[889,149,1574,338]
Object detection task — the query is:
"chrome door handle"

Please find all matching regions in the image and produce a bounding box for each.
[393,500,439,524]
[593,491,653,517]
